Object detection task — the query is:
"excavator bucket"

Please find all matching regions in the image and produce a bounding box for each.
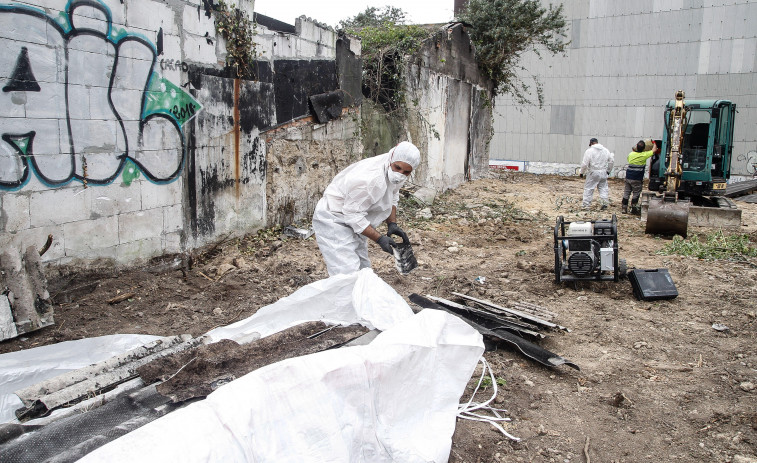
[645,195,690,237]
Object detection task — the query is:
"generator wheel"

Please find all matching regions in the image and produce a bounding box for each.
[618,258,628,279]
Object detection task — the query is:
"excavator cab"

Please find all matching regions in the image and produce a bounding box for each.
[645,93,736,236]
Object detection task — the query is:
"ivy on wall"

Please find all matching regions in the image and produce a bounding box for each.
[213,0,258,78]
[339,7,430,115]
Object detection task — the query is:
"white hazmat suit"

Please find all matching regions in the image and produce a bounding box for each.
[313,142,421,275]
[580,142,614,208]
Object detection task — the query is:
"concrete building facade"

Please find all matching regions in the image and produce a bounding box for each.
[490,0,757,180]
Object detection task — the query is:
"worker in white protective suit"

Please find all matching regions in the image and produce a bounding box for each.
[579,137,614,210]
[312,141,421,276]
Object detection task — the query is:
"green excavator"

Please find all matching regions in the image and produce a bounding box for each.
[645,91,737,236]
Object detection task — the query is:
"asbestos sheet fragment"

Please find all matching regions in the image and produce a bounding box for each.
[140,321,369,402]
[0,246,54,341]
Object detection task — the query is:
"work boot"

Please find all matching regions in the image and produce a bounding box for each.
[621,199,629,214]
[630,200,640,216]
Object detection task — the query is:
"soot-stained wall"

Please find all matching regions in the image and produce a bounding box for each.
[257,22,364,228]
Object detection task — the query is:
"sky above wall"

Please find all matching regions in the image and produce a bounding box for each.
[254,0,456,28]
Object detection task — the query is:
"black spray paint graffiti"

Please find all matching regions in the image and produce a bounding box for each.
[736,150,757,178]
[160,59,191,73]
[0,0,202,191]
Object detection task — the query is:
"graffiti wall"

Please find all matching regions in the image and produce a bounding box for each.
[0,0,200,190]
[0,0,361,265]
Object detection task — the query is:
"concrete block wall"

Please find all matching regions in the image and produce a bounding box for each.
[491,0,757,178]
[0,0,361,266]
[256,17,338,61]
[252,18,364,228]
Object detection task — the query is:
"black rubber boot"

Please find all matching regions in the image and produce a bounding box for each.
[621,198,629,214]
[630,199,640,216]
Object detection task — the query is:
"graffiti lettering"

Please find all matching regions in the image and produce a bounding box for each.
[0,0,203,191]
[171,103,198,122]
[736,150,757,178]
[160,59,190,72]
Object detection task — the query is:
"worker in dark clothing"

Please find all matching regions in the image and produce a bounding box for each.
[622,139,659,214]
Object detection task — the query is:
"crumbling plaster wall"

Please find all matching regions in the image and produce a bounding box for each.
[264,114,362,227]
[362,23,493,193]
[0,0,361,266]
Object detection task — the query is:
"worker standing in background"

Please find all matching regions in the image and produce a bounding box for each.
[580,138,614,210]
[312,141,420,276]
[623,139,659,215]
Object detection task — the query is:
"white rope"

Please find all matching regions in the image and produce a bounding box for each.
[457,356,520,441]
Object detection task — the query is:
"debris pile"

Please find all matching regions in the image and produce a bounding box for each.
[409,292,578,370]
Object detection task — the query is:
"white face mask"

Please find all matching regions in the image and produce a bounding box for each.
[388,170,407,185]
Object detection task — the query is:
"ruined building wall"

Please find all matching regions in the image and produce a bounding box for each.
[362,23,494,193]
[0,0,361,266]
[258,27,363,227]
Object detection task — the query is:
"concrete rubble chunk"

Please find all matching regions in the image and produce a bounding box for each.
[411,187,437,206]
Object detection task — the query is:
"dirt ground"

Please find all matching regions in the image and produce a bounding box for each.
[2,172,757,463]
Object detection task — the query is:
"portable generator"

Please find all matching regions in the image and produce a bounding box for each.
[554,214,626,283]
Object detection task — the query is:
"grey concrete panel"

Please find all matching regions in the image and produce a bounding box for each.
[571,19,581,49]
[550,105,576,135]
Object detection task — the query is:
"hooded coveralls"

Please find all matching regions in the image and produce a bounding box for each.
[580,143,614,208]
[313,144,418,276]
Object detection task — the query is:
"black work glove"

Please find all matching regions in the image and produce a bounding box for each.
[377,235,396,254]
[387,222,409,244]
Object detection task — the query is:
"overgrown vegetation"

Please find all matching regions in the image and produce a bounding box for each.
[339,1,568,111]
[339,7,431,113]
[397,190,538,230]
[459,0,568,106]
[213,0,258,78]
[657,231,757,263]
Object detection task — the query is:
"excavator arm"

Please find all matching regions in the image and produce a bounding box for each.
[645,90,691,236]
[665,91,686,195]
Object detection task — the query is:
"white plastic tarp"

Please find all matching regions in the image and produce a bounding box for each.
[0,334,162,424]
[79,309,484,462]
[205,267,414,342]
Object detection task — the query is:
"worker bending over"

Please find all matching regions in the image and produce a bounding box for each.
[580,137,614,210]
[312,142,420,276]
[623,139,658,215]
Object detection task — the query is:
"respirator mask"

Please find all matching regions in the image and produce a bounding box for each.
[388,169,407,185]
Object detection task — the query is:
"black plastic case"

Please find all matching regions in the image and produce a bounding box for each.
[628,269,678,301]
